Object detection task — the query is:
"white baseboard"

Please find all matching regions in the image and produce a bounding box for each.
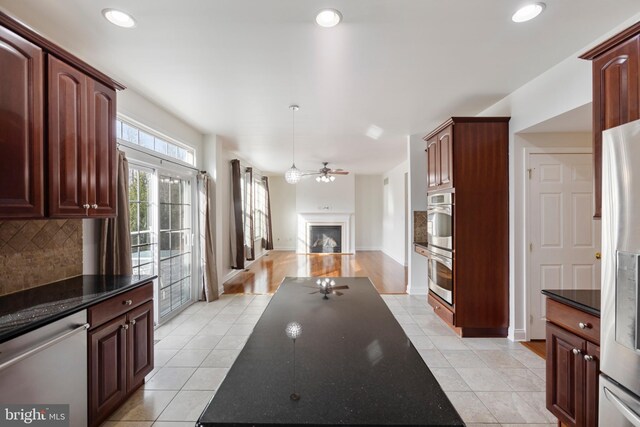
[510,328,527,342]
[273,246,295,251]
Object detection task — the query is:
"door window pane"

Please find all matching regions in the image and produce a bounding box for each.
[129,168,156,278]
[158,174,192,318]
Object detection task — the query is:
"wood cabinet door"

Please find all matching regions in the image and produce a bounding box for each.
[426,136,439,190]
[0,26,44,218]
[437,126,453,190]
[584,342,600,427]
[87,78,117,217]
[592,34,640,218]
[48,56,89,217]
[126,300,154,392]
[89,315,127,427]
[546,322,585,427]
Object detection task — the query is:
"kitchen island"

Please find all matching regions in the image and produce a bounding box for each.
[197,277,464,426]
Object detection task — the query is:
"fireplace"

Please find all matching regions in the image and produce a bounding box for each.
[297,213,353,254]
[308,225,342,253]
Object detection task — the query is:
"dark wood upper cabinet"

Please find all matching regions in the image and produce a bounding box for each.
[87,78,117,217]
[0,11,122,220]
[48,56,89,217]
[425,135,439,190]
[580,22,640,218]
[48,57,117,218]
[0,26,44,218]
[437,126,453,190]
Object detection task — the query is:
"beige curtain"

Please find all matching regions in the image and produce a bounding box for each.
[99,150,133,275]
[199,173,219,302]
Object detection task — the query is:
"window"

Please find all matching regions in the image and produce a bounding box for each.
[254,178,267,240]
[117,118,196,166]
[129,167,155,276]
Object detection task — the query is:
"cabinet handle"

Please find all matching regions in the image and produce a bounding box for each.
[82,204,90,209]
[123,299,133,306]
[130,319,136,326]
[122,324,129,330]
[578,322,591,329]
[584,354,595,362]
[91,204,98,209]
[572,348,582,355]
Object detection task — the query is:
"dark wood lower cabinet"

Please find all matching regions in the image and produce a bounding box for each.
[545,298,600,427]
[89,315,127,426]
[126,301,154,392]
[88,283,154,427]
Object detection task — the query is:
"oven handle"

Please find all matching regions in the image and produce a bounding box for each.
[0,323,90,372]
[427,206,452,215]
[604,387,640,427]
[427,250,453,268]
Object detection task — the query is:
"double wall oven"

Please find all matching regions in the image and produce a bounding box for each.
[425,191,454,305]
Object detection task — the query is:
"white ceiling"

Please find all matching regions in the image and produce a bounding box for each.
[1,1,639,174]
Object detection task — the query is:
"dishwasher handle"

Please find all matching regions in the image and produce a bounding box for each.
[0,323,90,372]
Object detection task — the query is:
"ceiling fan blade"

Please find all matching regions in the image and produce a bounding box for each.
[333,291,344,296]
[332,285,349,290]
[331,171,349,175]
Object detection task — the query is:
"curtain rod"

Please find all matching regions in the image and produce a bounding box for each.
[117,142,205,174]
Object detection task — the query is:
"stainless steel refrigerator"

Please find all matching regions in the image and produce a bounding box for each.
[601,118,640,426]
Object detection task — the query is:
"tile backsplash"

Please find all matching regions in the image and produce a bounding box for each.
[0,220,83,296]
[414,211,428,243]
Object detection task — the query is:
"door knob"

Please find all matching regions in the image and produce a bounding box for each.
[91,204,98,209]
[82,204,90,209]
[122,324,129,330]
[578,322,591,329]
[584,354,595,362]
[123,299,133,306]
[130,319,136,326]
[572,348,582,355]
[595,252,601,260]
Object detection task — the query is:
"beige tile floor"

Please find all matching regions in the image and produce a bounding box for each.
[102,293,556,427]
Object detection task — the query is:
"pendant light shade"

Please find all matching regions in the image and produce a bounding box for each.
[284,105,301,184]
[285,164,302,184]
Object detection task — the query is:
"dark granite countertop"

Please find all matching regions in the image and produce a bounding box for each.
[198,277,464,426]
[541,289,600,317]
[0,275,156,343]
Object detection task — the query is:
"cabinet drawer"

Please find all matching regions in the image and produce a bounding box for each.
[89,282,153,329]
[546,298,600,344]
[428,293,454,326]
[415,245,429,257]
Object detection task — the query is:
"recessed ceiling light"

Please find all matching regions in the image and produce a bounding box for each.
[512,3,545,23]
[315,9,342,28]
[102,8,136,28]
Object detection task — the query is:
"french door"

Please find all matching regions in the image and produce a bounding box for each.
[128,162,196,323]
[158,174,194,319]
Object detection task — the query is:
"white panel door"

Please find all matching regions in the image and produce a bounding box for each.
[529,153,601,339]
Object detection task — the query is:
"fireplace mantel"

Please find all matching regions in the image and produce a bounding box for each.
[297,212,354,254]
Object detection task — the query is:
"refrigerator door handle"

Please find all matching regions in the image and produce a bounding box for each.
[604,387,640,427]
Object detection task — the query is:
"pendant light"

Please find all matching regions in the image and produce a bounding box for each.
[284,105,302,184]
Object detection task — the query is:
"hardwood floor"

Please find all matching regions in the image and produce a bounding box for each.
[521,340,546,360]
[223,250,408,295]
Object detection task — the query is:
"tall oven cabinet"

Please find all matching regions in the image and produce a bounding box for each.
[423,117,510,337]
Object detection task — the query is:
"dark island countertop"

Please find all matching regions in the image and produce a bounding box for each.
[0,275,156,343]
[541,289,600,317]
[198,277,464,426]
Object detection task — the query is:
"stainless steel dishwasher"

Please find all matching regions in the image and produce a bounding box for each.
[0,310,89,427]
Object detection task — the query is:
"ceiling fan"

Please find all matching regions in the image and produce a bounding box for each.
[304,162,350,182]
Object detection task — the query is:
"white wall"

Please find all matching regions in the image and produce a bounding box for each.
[407,134,428,294]
[382,160,408,266]
[269,176,297,250]
[355,175,383,251]
[296,174,355,213]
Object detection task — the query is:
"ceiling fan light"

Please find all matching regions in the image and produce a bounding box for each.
[285,164,301,184]
[330,176,336,182]
[316,176,321,182]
